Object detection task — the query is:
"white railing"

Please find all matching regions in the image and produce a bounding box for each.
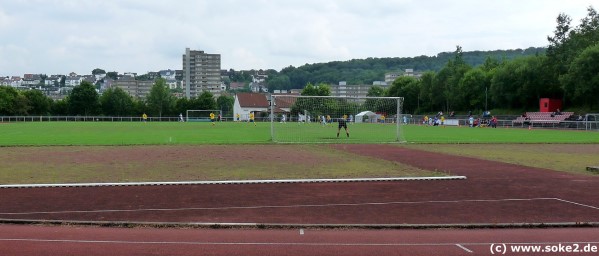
[0,115,180,122]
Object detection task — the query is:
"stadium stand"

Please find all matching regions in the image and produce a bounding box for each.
[512,112,573,125]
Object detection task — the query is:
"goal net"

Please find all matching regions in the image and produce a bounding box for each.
[186,110,222,122]
[270,95,404,143]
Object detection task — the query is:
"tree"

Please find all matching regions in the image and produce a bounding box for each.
[100,87,134,116]
[435,46,471,112]
[386,76,420,114]
[266,74,291,91]
[51,98,69,115]
[146,78,173,117]
[546,6,599,107]
[216,95,234,117]
[59,75,66,87]
[418,71,436,113]
[0,86,30,115]
[174,97,191,116]
[23,89,52,115]
[562,43,599,108]
[290,83,333,117]
[367,85,386,97]
[457,68,488,111]
[68,81,100,115]
[481,56,500,72]
[106,72,118,80]
[92,68,106,75]
[194,91,217,110]
[490,61,522,109]
[132,99,148,116]
[301,82,330,96]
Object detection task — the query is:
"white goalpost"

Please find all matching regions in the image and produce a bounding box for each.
[186,110,222,122]
[269,95,404,143]
[584,113,599,131]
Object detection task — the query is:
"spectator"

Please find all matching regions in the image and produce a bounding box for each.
[555,109,562,115]
[490,116,498,128]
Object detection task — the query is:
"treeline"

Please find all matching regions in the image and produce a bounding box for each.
[0,78,235,117]
[339,7,599,114]
[265,48,545,92]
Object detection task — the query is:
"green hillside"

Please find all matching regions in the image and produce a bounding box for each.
[265,47,546,90]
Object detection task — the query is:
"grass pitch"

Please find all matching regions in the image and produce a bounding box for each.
[0,121,598,146]
[0,121,597,183]
[0,145,445,184]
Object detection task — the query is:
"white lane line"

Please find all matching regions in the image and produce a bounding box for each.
[456,244,473,253]
[1,238,597,247]
[0,176,467,189]
[0,238,470,246]
[0,198,557,215]
[553,198,599,211]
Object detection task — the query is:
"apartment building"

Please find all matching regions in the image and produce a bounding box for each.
[111,75,156,99]
[330,81,390,99]
[182,48,222,98]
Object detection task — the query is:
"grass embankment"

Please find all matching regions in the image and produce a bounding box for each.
[402,144,599,175]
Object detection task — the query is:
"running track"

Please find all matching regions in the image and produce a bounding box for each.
[1,225,598,255]
[1,145,599,255]
[0,145,597,225]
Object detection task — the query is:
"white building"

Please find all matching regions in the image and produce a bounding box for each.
[65,76,82,87]
[233,93,269,121]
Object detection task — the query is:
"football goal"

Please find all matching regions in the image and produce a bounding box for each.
[269,95,404,143]
[186,110,222,122]
[584,113,599,131]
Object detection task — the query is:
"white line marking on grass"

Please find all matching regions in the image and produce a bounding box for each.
[456,244,473,253]
[0,198,558,216]
[553,198,599,210]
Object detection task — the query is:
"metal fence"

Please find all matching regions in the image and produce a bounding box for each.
[0,116,181,122]
[2,115,598,131]
[0,115,268,123]
[403,115,599,131]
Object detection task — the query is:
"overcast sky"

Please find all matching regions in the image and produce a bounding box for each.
[0,0,594,76]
